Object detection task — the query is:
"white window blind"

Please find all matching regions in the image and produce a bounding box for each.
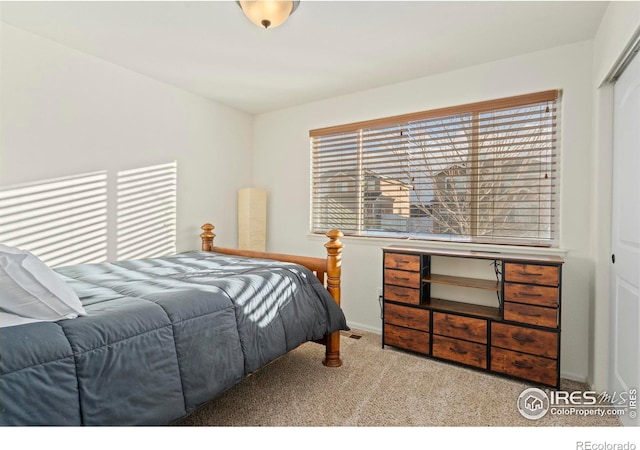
[310,90,561,247]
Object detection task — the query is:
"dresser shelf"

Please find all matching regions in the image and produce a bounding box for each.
[425,298,502,321]
[424,274,500,291]
[382,245,564,388]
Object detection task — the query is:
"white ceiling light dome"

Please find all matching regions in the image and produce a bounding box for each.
[237,1,299,29]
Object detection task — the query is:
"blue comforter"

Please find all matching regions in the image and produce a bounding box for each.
[0,251,348,426]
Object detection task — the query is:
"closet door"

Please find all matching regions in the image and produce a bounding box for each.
[610,48,640,427]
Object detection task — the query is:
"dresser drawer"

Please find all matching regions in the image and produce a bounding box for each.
[432,312,487,344]
[504,263,559,287]
[384,253,421,272]
[385,268,421,288]
[384,285,420,305]
[504,283,559,308]
[432,335,487,369]
[384,323,430,355]
[491,323,558,358]
[491,347,558,387]
[384,303,430,332]
[504,302,558,328]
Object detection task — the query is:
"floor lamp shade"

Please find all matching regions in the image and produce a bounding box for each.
[238,188,267,252]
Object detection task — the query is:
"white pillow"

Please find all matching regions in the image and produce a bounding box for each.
[0,311,47,328]
[0,244,86,327]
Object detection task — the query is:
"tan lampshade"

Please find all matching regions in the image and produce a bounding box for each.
[238,188,267,252]
[238,1,298,29]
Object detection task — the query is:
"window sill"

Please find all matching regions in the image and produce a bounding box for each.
[307,233,568,258]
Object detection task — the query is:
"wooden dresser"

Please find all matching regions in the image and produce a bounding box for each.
[382,246,564,387]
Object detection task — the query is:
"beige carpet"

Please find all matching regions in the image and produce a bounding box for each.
[175,330,621,427]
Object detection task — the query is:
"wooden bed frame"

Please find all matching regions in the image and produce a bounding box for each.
[199,223,344,368]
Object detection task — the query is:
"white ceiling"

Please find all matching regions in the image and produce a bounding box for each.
[0,1,609,114]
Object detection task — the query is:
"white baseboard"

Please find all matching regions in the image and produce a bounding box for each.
[560,371,588,384]
[345,321,381,335]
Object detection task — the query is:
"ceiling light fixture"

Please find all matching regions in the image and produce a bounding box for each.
[237,1,299,29]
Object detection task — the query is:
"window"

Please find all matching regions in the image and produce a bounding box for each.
[310,90,560,247]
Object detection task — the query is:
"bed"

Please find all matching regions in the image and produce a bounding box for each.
[0,224,347,426]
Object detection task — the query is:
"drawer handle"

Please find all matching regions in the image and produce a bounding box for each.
[512,360,534,370]
[520,292,542,297]
[450,323,470,330]
[511,333,535,344]
[450,346,468,355]
[519,271,541,277]
[395,276,410,281]
[521,311,542,318]
[395,293,409,297]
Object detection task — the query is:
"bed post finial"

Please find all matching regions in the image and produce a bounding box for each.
[324,229,344,304]
[323,229,344,368]
[200,223,216,251]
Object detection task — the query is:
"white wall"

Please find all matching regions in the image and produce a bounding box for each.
[590,2,640,391]
[253,40,595,381]
[0,23,254,255]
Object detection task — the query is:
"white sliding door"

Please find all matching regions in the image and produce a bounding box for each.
[609,47,640,427]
